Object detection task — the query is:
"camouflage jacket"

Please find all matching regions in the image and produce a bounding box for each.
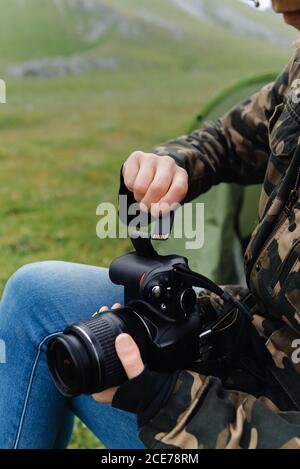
[139,50,300,449]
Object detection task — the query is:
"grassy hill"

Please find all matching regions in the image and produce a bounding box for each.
[0,0,295,73]
[0,0,297,449]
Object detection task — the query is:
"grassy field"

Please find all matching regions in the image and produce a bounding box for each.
[0,0,295,449]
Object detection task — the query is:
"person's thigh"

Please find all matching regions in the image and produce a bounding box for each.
[0,261,143,449]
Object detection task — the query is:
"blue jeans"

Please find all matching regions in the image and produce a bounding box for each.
[0,261,145,449]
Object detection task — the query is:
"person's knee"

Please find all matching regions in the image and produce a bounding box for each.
[1,262,66,340]
[4,261,60,302]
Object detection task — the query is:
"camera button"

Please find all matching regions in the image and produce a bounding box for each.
[151,286,162,298]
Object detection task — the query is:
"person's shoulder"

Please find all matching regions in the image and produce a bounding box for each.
[281,39,300,89]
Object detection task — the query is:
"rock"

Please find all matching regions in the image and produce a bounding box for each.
[6,55,118,79]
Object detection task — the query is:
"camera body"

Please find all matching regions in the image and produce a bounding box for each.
[107,251,210,370]
[110,251,198,320]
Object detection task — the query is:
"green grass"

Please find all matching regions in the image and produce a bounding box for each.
[0,0,295,449]
[69,420,104,449]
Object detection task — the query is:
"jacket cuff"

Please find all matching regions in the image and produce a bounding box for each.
[112,367,179,427]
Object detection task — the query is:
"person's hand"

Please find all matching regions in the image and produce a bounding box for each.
[92,304,144,405]
[123,151,188,216]
[93,303,179,427]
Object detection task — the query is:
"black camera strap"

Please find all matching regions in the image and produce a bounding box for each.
[119,164,178,254]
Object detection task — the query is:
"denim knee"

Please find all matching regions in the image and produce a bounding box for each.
[0,262,67,345]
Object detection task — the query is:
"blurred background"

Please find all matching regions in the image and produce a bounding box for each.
[0,0,296,448]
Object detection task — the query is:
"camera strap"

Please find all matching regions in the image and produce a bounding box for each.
[118,164,178,248]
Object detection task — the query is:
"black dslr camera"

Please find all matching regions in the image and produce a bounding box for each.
[47,229,252,398]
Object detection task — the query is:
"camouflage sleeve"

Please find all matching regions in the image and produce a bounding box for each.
[139,370,300,449]
[152,60,293,202]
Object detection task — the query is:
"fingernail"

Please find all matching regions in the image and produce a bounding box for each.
[116,334,132,352]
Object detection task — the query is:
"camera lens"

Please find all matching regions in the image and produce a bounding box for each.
[47,333,97,397]
[47,308,148,397]
[54,342,78,388]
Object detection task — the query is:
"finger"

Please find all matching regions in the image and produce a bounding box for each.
[92,387,119,404]
[133,163,156,202]
[99,304,122,313]
[156,168,188,208]
[123,152,141,191]
[141,159,175,209]
[115,334,144,380]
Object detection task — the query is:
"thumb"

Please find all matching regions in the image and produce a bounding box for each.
[115,334,144,380]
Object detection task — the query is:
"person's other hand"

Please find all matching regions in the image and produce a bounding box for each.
[93,304,179,427]
[92,303,144,404]
[123,151,188,216]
